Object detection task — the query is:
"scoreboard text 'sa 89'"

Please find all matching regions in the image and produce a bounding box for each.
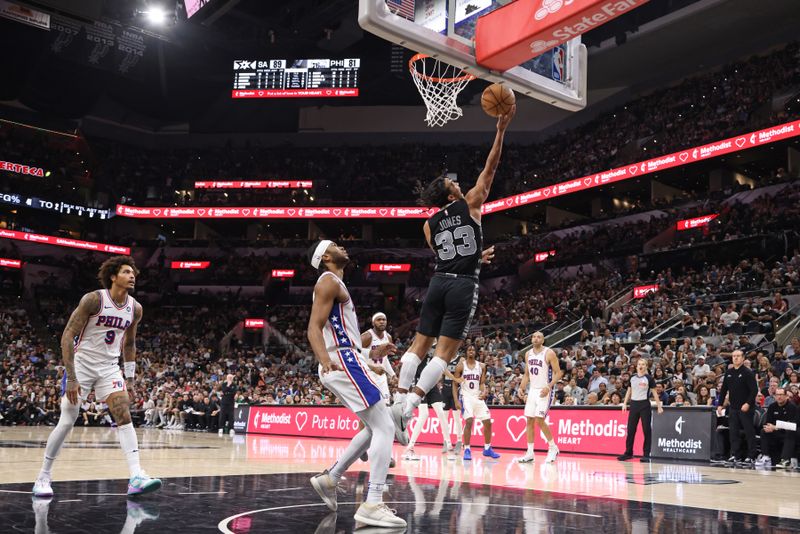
[232,58,360,98]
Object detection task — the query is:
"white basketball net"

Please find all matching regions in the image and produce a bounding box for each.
[409,53,476,128]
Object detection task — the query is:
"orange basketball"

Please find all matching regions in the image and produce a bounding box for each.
[481,83,515,117]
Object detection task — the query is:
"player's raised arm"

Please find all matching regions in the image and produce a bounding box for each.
[61,291,100,404]
[307,276,342,374]
[465,105,516,212]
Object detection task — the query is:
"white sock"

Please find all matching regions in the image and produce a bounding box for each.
[408,403,429,447]
[360,402,394,504]
[117,423,142,477]
[464,445,471,450]
[484,443,491,450]
[432,402,449,446]
[527,444,534,455]
[397,352,421,391]
[41,397,78,476]
[452,411,463,440]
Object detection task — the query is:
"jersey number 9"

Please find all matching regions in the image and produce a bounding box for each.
[104,331,116,345]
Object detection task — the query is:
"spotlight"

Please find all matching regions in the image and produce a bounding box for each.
[146,6,167,24]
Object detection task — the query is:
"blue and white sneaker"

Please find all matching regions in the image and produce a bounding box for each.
[482,447,501,459]
[127,472,162,497]
[463,448,472,461]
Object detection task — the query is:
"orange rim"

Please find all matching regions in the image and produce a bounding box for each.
[408,53,476,83]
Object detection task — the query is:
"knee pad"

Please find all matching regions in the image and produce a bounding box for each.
[59,396,80,422]
[401,352,421,365]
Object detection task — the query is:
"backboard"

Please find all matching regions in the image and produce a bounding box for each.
[358,0,587,111]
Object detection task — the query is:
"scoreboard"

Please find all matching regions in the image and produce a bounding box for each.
[232,58,360,98]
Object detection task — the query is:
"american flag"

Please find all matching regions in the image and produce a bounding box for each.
[387,0,415,21]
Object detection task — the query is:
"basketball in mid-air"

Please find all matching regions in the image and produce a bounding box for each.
[481,83,515,117]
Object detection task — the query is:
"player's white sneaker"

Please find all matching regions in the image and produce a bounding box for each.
[354,502,407,528]
[545,444,559,464]
[442,441,451,453]
[403,448,420,461]
[516,454,535,463]
[32,475,53,498]
[310,470,339,512]
[218,429,223,436]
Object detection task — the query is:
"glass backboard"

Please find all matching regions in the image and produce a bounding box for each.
[359,0,587,111]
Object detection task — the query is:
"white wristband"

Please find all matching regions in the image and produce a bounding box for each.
[124,361,136,379]
[776,420,798,432]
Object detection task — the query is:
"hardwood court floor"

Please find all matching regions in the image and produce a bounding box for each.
[1,427,799,533]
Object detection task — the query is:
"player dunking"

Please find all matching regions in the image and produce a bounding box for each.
[32,256,161,498]
[516,332,561,463]
[306,240,406,528]
[453,345,500,460]
[394,106,516,425]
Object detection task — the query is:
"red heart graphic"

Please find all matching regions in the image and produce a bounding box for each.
[333,209,341,216]
[379,209,387,216]
[679,152,689,162]
[258,91,264,97]
[198,209,206,216]
[288,209,296,216]
[735,137,746,148]
[153,209,161,216]
[628,166,638,175]
[242,209,251,216]
[543,188,551,197]
[505,198,513,206]
[427,208,436,216]
[584,177,592,186]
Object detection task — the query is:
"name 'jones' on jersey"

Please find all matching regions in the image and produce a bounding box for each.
[74,290,135,362]
[430,199,483,277]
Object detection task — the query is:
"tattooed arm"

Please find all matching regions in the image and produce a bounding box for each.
[61,291,101,405]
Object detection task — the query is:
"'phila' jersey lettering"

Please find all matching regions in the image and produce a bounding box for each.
[460,360,483,397]
[74,290,135,365]
[429,199,483,277]
[317,272,361,352]
[526,346,552,389]
[368,328,391,357]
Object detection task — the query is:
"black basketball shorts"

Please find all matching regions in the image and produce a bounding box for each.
[417,274,479,341]
[442,386,457,411]
[423,385,444,405]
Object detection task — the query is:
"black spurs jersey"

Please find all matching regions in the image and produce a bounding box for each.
[429,199,483,277]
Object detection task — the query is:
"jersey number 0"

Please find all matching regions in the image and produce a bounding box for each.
[434,225,477,261]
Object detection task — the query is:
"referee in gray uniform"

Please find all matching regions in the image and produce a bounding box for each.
[619,358,664,461]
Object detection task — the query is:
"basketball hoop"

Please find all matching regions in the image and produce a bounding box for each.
[409,53,476,128]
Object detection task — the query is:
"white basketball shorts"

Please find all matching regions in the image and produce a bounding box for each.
[461,395,490,421]
[62,355,126,402]
[524,387,553,418]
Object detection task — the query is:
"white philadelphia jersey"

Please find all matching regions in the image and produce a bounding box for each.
[368,328,395,377]
[75,290,136,365]
[526,346,552,389]
[460,360,483,397]
[317,272,362,352]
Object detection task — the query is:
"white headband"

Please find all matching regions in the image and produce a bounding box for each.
[311,240,333,269]
[372,312,386,323]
